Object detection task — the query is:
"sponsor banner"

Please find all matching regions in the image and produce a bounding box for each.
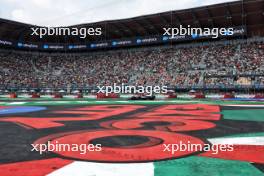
[68,45,87,50]
[136,37,159,45]
[71,25,245,51]
[17,42,39,49]
[112,40,133,47]
[89,42,109,49]
[0,39,13,46]
[3,26,246,51]
[43,44,65,50]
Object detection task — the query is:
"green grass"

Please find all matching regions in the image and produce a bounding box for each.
[0,98,264,106]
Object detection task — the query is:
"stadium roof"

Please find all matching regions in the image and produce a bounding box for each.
[0,0,263,44]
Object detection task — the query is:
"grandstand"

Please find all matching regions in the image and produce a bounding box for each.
[0,0,263,95]
[0,1,264,176]
[0,40,264,91]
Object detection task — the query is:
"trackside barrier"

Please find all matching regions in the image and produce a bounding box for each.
[223,93,235,99]
[194,93,205,99]
[9,93,17,98]
[75,93,83,99]
[254,94,264,99]
[31,93,40,98]
[96,93,120,99]
[53,93,63,98]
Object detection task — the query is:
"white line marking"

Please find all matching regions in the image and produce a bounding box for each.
[115,101,129,103]
[224,104,264,107]
[8,102,26,105]
[48,161,154,176]
[208,136,264,145]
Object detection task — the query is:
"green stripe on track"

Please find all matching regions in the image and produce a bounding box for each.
[222,109,264,122]
[154,156,263,176]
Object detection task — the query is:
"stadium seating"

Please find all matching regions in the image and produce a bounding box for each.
[0,41,263,91]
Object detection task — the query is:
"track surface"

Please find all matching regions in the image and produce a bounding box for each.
[0,100,263,176]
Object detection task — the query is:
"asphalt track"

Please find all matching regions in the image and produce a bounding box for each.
[0,99,263,176]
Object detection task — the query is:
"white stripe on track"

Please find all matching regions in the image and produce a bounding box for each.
[208,136,264,145]
[115,101,129,103]
[8,102,26,105]
[47,161,154,176]
[224,104,264,107]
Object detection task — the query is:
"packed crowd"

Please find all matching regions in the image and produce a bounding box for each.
[0,40,264,89]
